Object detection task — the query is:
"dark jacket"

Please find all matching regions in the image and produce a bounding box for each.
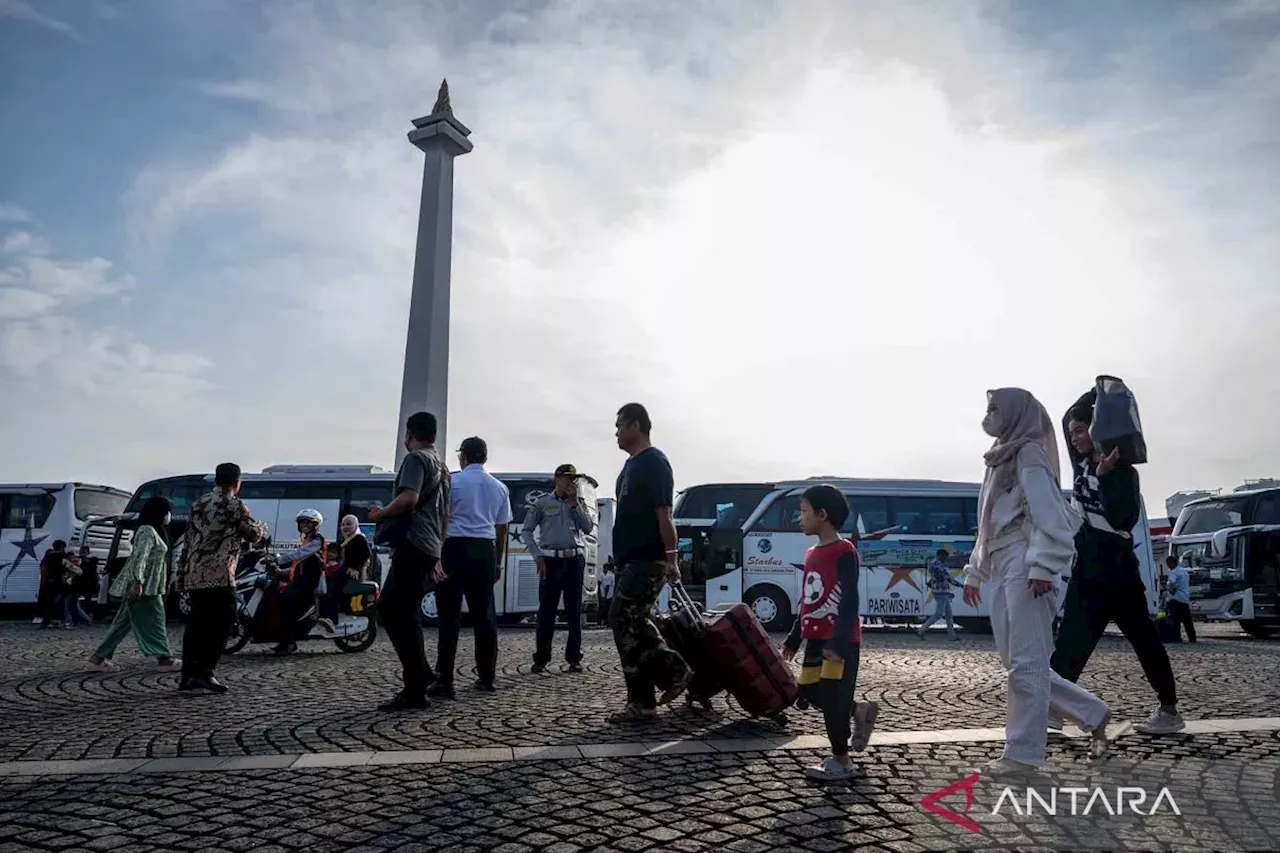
[1063,390,1142,586]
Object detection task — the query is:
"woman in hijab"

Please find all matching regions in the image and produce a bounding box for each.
[87,497,179,672]
[320,515,372,630]
[961,388,1129,778]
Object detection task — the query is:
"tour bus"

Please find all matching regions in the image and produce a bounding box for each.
[1168,485,1280,638]
[91,465,613,623]
[677,477,1160,632]
[0,483,132,605]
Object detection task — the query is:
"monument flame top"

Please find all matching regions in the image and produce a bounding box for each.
[410,78,471,139]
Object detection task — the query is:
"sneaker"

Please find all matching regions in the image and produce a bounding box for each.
[156,658,182,672]
[205,676,229,695]
[1088,716,1133,760]
[473,679,496,693]
[530,662,547,674]
[1135,707,1186,735]
[851,701,879,752]
[378,692,429,712]
[804,756,856,782]
[567,662,584,673]
[658,669,691,706]
[427,682,455,700]
[607,704,658,724]
[87,658,119,673]
[981,757,1040,779]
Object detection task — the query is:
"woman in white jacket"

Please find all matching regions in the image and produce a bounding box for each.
[962,388,1129,778]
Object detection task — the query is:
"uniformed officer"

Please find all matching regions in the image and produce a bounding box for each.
[525,464,597,673]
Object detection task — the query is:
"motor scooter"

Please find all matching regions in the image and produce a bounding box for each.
[224,549,379,654]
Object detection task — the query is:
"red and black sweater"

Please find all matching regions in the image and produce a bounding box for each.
[784,538,861,659]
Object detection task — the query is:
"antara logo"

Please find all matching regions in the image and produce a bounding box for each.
[920,773,1182,834]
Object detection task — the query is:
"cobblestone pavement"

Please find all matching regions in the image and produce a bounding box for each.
[2,621,1278,852]
[0,621,1275,762]
[2,732,1279,852]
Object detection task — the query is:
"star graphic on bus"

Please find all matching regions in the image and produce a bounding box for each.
[2,525,49,599]
[885,566,921,592]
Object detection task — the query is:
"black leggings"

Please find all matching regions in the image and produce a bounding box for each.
[1052,577,1178,706]
[799,640,860,756]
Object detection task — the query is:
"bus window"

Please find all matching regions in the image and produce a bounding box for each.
[282,484,347,502]
[675,484,773,528]
[505,480,553,526]
[891,496,968,536]
[846,495,889,534]
[127,477,206,516]
[750,495,802,532]
[73,489,129,521]
[2,493,54,528]
[1255,493,1280,525]
[1176,499,1248,535]
[348,485,393,523]
[237,484,287,500]
[963,497,980,535]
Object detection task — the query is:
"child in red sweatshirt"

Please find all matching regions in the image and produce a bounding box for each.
[782,484,878,782]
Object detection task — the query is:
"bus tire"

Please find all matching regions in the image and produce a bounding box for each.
[743,585,791,632]
[955,617,993,635]
[1240,620,1277,639]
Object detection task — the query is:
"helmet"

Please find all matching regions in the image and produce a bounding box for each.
[296,508,323,526]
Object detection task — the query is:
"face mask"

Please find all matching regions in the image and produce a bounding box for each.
[982,410,1002,438]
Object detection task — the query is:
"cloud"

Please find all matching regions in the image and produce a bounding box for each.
[0,203,33,223]
[0,0,76,38]
[0,217,211,408]
[5,0,1275,506]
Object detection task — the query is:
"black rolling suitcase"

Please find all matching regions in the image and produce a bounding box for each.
[655,589,724,710]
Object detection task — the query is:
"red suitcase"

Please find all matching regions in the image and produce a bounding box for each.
[667,585,798,719]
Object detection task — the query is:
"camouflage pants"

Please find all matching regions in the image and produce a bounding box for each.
[609,560,687,709]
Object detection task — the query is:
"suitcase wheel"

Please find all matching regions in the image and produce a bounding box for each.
[768,712,789,729]
[685,693,713,711]
[794,698,810,711]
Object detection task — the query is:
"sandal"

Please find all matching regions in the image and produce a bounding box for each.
[607,704,658,724]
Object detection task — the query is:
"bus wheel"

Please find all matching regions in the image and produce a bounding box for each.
[1240,620,1277,639]
[955,617,993,635]
[744,585,791,632]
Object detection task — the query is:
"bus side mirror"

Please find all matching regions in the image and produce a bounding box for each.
[1210,529,1231,560]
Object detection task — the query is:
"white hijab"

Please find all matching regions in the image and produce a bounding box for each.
[974,388,1060,568]
[339,515,364,546]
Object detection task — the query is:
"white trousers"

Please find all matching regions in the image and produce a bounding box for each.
[988,540,1108,765]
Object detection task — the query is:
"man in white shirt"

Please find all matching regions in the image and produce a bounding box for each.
[432,437,512,697]
[597,557,616,625]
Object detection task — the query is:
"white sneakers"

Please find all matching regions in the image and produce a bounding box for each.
[1135,707,1186,735]
[805,756,856,782]
[87,659,119,672]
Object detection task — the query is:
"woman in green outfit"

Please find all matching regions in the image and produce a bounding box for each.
[87,497,180,672]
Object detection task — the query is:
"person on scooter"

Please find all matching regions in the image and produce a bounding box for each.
[272,509,329,655]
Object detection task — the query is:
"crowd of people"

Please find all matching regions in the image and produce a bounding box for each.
[39,389,1189,782]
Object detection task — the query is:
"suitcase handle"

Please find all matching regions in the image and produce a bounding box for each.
[669,582,707,635]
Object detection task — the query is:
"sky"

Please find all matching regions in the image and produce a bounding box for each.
[0,0,1277,517]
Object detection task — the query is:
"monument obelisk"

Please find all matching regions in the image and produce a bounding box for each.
[395,79,473,467]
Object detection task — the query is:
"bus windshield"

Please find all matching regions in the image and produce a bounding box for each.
[1176,499,1249,536]
[126,477,208,517]
[73,488,130,520]
[675,484,774,529]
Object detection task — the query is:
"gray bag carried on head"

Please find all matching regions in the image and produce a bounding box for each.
[1089,374,1147,465]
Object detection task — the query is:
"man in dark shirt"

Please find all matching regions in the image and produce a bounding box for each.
[608,402,690,722]
[1051,391,1183,735]
[371,411,450,712]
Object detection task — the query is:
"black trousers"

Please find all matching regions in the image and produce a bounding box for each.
[798,640,861,757]
[1051,576,1178,706]
[1166,600,1197,642]
[436,537,499,686]
[181,586,235,682]
[535,555,584,665]
[382,542,438,700]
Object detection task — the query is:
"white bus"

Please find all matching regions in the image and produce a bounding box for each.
[100,465,614,623]
[679,477,1160,632]
[0,482,132,605]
